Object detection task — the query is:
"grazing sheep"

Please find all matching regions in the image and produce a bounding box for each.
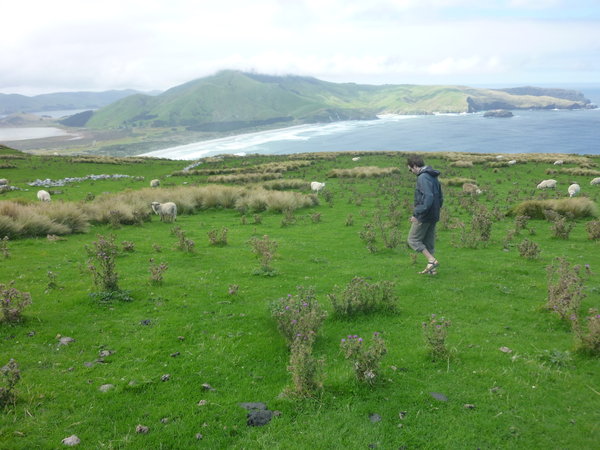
[150,179,160,188]
[151,201,177,222]
[537,179,557,189]
[568,183,580,198]
[351,157,361,161]
[591,177,600,185]
[495,155,504,159]
[554,160,564,165]
[0,179,8,186]
[508,160,517,165]
[310,181,326,194]
[37,190,51,202]
[462,183,483,195]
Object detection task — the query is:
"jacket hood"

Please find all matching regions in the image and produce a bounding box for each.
[419,166,441,177]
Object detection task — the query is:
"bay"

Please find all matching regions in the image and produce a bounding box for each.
[142,108,600,160]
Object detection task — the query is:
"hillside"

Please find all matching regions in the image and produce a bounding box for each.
[0,89,144,115]
[84,71,594,131]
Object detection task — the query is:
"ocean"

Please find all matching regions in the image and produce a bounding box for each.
[141,87,600,160]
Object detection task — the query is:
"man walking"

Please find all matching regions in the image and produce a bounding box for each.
[407,155,443,274]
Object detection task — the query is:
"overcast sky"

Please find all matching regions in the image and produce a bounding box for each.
[3,0,600,95]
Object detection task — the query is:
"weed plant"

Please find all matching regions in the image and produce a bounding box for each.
[328,277,397,316]
[207,227,228,246]
[0,359,20,407]
[0,282,32,323]
[422,314,451,361]
[0,236,9,258]
[148,259,168,285]
[546,257,586,321]
[249,234,278,274]
[340,332,387,385]
[572,308,600,354]
[86,234,120,292]
[518,239,541,259]
[586,220,600,239]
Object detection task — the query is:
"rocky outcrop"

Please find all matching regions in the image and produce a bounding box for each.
[483,109,514,118]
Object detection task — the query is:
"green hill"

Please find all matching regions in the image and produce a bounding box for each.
[85,70,594,131]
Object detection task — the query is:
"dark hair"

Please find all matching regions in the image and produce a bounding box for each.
[407,155,425,168]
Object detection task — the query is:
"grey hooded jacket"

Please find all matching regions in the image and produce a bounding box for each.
[413,166,443,223]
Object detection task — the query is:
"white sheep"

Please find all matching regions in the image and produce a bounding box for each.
[591,177,600,186]
[351,157,361,161]
[150,179,160,188]
[37,190,51,202]
[310,181,326,194]
[0,179,8,186]
[537,179,557,189]
[495,155,504,159]
[568,183,580,198]
[508,160,517,165]
[462,183,482,195]
[151,201,177,222]
[553,160,564,165]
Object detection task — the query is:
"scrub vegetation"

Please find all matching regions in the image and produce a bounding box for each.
[1,145,599,448]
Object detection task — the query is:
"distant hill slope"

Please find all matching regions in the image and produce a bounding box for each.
[83,70,594,131]
[0,90,143,115]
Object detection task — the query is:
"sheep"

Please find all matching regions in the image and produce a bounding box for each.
[536,179,557,189]
[310,181,326,194]
[150,179,160,188]
[0,179,8,186]
[495,155,504,159]
[508,160,517,165]
[568,183,580,198]
[351,157,361,161]
[462,183,483,195]
[151,201,177,222]
[591,177,600,186]
[554,160,564,165]
[37,190,51,202]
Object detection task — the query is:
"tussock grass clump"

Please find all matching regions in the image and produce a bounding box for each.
[442,177,477,186]
[328,166,400,178]
[68,155,148,164]
[509,197,599,219]
[236,189,317,212]
[262,179,310,190]
[545,167,600,177]
[208,172,283,184]
[449,160,473,168]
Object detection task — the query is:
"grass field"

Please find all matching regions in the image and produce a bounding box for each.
[0,148,599,449]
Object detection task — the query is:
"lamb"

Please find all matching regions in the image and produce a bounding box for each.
[536,179,557,189]
[0,179,8,186]
[590,177,600,185]
[553,160,564,165]
[37,190,51,202]
[151,201,177,222]
[310,181,326,194]
[462,183,483,195]
[150,179,160,188]
[568,183,580,198]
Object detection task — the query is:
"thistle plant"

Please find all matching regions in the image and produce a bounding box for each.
[328,277,397,316]
[121,241,135,252]
[207,227,228,246]
[0,282,32,323]
[270,287,327,347]
[571,308,600,355]
[249,235,278,274]
[286,337,324,397]
[546,257,586,321]
[518,239,541,259]
[422,314,451,361]
[86,234,120,292]
[0,236,9,259]
[149,258,168,285]
[585,220,600,240]
[171,226,195,253]
[340,332,387,385]
[0,359,20,407]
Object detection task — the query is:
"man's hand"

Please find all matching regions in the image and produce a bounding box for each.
[410,216,418,223]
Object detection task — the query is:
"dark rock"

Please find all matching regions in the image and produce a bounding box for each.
[247,410,273,427]
[369,413,382,423]
[140,319,152,325]
[429,392,448,402]
[239,402,268,411]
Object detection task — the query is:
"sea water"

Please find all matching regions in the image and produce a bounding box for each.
[142,107,600,160]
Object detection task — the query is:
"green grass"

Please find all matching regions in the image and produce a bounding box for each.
[1,149,600,449]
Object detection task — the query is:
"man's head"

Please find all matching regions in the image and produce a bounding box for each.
[407,155,425,173]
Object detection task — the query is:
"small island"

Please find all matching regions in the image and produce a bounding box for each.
[483,109,514,118]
